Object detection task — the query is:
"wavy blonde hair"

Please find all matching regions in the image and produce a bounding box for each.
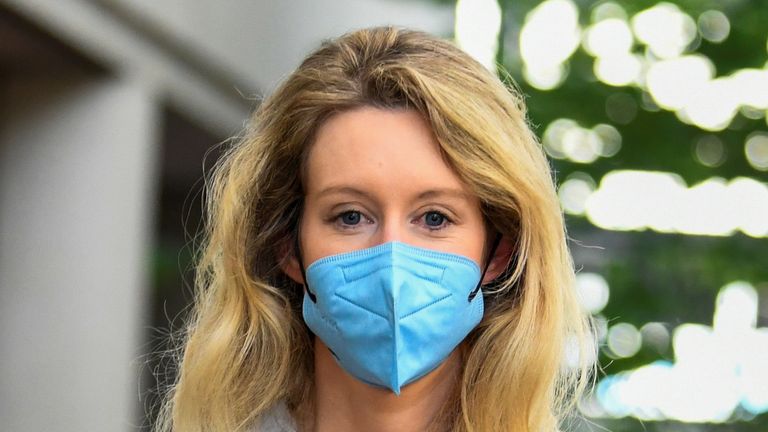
[155,26,594,432]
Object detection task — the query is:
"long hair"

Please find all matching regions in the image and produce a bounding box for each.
[155,26,594,432]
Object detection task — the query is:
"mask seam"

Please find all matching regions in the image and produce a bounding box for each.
[334,293,389,320]
[392,283,400,393]
[341,263,444,284]
[398,293,453,320]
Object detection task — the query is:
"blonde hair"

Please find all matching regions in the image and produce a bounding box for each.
[155,26,594,432]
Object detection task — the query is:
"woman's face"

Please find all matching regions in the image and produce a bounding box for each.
[287,106,492,277]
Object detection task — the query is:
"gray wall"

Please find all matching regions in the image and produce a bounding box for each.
[0,0,453,430]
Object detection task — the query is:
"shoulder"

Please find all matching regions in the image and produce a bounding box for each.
[250,400,298,432]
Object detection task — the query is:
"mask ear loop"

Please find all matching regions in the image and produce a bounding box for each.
[294,207,317,303]
[468,231,503,302]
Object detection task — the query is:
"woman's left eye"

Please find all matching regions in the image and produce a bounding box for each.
[421,211,451,230]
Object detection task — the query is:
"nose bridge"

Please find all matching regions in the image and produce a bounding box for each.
[377,213,403,245]
[376,207,408,246]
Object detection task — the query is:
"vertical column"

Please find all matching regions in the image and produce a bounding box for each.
[0,75,158,431]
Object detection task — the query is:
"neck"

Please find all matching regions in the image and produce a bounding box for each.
[308,339,460,432]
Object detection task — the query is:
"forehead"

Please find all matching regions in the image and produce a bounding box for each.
[304,107,472,197]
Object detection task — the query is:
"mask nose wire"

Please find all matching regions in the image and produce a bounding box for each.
[294,208,317,303]
[468,231,503,302]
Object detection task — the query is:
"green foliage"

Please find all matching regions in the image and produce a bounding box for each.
[436,0,768,429]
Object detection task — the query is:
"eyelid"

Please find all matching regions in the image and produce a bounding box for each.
[417,203,458,223]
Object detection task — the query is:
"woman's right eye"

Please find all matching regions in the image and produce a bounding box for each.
[332,210,373,230]
[339,211,362,226]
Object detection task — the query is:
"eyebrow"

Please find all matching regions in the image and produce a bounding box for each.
[315,185,473,203]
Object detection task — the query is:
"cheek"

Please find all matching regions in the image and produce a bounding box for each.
[298,210,355,267]
[298,213,323,267]
[456,222,487,267]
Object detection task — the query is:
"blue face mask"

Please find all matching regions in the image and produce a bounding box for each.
[296,233,502,394]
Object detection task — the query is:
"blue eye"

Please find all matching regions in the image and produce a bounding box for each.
[422,211,451,231]
[424,211,445,227]
[339,211,362,225]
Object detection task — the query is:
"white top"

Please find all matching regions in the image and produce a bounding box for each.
[253,401,298,432]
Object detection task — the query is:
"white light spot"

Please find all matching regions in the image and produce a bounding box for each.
[694,134,726,167]
[543,118,615,163]
[520,0,581,89]
[728,177,768,237]
[593,281,768,421]
[562,127,602,163]
[731,68,768,110]
[575,272,610,314]
[586,170,768,238]
[631,3,697,59]
[698,10,730,43]
[745,132,768,171]
[590,2,627,23]
[714,281,759,332]
[646,55,715,111]
[523,63,568,90]
[583,18,634,58]
[595,53,644,87]
[586,170,687,232]
[563,333,598,369]
[543,118,579,159]
[741,105,766,120]
[607,322,642,358]
[682,77,741,131]
[558,173,596,215]
[455,0,502,71]
[677,177,736,236]
[641,322,670,353]
[593,124,622,156]
[673,323,714,366]
[741,328,768,414]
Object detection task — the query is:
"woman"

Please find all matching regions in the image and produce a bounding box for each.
[156,26,594,432]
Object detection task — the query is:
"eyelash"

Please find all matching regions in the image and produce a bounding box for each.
[331,208,454,232]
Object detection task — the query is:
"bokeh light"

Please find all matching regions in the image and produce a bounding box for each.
[507,1,768,427]
[745,132,768,171]
[585,171,768,238]
[583,18,633,58]
[519,0,581,90]
[640,322,670,354]
[645,54,715,111]
[694,134,726,167]
[543,118,622,163]
[607,323,642,358]
[587,282,768,422]
[697,10,730,44]
[575,272,610,314]
[631,3,697,60]
[455,0,502,71]
[558,172,596,215]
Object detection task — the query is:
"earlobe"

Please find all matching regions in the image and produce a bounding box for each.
[482,235,515,285]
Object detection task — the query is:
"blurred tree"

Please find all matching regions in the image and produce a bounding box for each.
[429,0,768,430]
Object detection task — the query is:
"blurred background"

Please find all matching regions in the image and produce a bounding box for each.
[0,0,765,431]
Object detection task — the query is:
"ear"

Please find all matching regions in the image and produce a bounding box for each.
[278,235,305,285]
[482,235,515,285]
